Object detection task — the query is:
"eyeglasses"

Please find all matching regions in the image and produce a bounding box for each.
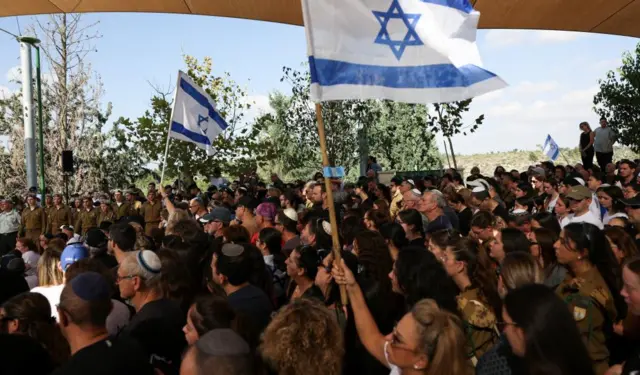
[116,274,137,283]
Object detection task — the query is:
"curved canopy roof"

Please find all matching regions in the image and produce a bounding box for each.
[1,0,640,37]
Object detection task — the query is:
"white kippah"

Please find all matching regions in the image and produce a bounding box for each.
[410,188,422,197]
[574,177,586,186]
[137,250,162,274]
[322,221,332,236]
[472,186,487,193]
[283,208,298,222]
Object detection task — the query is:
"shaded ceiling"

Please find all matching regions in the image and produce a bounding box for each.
[1,0,640,37]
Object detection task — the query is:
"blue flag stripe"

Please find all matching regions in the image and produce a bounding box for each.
[309,57,497,89]
[171,121,211,146]
[419,0,473,14]
[179,78,229,131]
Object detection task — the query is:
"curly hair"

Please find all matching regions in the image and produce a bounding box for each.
[260,298,343,375]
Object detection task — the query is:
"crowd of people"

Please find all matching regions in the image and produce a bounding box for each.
[1,157,640,375]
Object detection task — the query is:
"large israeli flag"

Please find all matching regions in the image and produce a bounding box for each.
[301,0,507,104]
[169,71,229,155]
[543,135,560,161]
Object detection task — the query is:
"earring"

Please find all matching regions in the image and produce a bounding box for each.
[414,365,420,370]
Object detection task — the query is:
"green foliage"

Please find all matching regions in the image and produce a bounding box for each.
[428,100,484,138]
[123,55,271,178]
[367,101,439,171]
[594,43,640,152]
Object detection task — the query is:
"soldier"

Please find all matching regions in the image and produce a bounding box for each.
[44,194,54,218]
[75,197,98,236]
[97,199,116,227]
[555,223,619,375]
[20,194,45,248]
[70,195,82,224]
[140,190,162,236]
[125,190,140,216]
[112,189,131,220]
[47,194,71,235]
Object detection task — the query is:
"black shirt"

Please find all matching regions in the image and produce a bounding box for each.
[457,207,472,236]
[492,204,510,222]
[51,336,153,375]
[227,284,274,334]
[120,299,186,375]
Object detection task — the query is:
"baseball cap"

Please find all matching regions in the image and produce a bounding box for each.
[256,203,277,221]
[565,185,592,201]
[199,207,232,225]
[60,243,89,271]
[620,196,640,208]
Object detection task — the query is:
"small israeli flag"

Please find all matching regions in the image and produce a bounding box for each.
[543,135,560,161]
[301,0,507,104]
[169,71,229,155]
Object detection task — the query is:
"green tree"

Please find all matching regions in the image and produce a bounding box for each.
[593,43,640,152]
[427,100,484,170]
[123,55,270,178]
[367,101,439,171]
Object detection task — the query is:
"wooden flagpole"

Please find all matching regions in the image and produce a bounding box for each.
[314,103,348,306]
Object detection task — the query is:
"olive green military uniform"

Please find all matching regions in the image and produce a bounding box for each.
[20,207,45,246]
[75,208,98,235]
[140,200,162,236]
[47,205,71,235]
[113,201,132,220]
[556,267,617,375]
[457,287,499,365]
[97,210,116,227]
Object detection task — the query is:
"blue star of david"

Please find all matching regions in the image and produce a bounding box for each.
[373,0,423,60]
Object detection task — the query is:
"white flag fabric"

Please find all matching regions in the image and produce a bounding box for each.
[543,135,560,161]
[169,71,228,155]
[301,0,507,104]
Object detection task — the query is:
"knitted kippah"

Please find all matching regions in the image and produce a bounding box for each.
[70,272,110,301]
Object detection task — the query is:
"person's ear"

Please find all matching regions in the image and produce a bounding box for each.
[133,276,142,292]
[58,308,69,328]
[456,260,466,275]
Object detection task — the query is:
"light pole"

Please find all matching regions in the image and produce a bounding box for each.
[18,36,46,200]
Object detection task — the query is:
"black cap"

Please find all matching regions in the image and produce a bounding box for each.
[391,176,402,185]
[85,228,108,248]
[620,196,640,208]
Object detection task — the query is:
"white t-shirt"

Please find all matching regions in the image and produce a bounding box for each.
[560,215,574,228]
[25,275,38,289]
[603,212,629,225]
[568,211,604,229]
[546,195,559,213]
[22,251,41,277]
[31,284,65,320]
[384,341,401,375]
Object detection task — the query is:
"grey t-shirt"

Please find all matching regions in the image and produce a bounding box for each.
[594,126,615,153]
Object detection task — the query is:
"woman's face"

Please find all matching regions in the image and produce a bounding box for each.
[597,192,613,210]
[389,263,401,294]
[364,215,374,230]
[285,250,302,278]
[554,199,568,216]
[315,253,333,296]
[183,305,200,346]
[531,178,543,191]
[502,307,526,357]
[398,217,411,236]
[383,313,427,371]
[606,236,624,264]
[441,247,462,277]
[489,232,505,263]
[514,187,525,198]
[622,266,640,316]
[428,240,446,262]
[543,183,555,195]
[553,230,580,265]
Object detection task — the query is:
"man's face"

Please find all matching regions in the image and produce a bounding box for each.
[235,205,245,219]
[620,163,634,178]
[606,163,616,174]
[569,197,590,215]
[0,201,7,211]
[100,203,109,212]
[83,199,92,209]
[114,192,122,202]
[210,254,224,286]
[126,193,133,202]
[204,221,222,235]
[54,196,62,205]
[400,182,412,194]
[165,187,172,195]
[471,226,492,242]
[417,193,434,214]
[402,191,417,209]
[300,223,315,245]
[189,201,199,214]
[148,184,156,192]
[626,207,640,225]
[147,192,156,202]
[27,197,36,207]
[587,177,601,191]
[311,186,323,205]
[117,269,136,300]
[45,196,53,206]
[600,119,607,127]
[390,182,398,194]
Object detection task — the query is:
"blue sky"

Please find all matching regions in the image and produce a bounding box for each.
[0,12,638,155]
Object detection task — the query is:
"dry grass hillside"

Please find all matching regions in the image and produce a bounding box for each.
[451,146,639,175]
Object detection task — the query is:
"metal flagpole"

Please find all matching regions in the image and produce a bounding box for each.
[314,103,348,306]
[34,44,46,198]
[19,39,37,189]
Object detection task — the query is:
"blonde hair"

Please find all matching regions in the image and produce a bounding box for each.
[501,251,544,292]
[411,299,472,375]
[37,242,65,287]
[260,298,344,375]
[165,209,192,236]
